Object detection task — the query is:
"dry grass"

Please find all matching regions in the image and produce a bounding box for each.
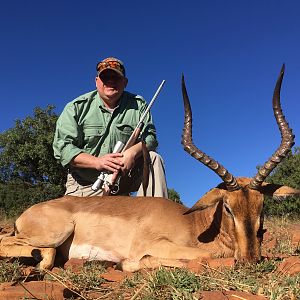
[0,213,14,228]
[1,259,296,300]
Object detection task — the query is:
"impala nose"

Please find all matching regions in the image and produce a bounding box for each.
[235,255,261,264]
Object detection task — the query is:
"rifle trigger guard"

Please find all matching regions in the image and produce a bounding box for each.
[110,184,120,195]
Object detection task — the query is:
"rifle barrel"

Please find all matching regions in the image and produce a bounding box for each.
[137,80,166,128]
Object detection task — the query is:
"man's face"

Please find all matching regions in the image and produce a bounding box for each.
[96,69,128,107]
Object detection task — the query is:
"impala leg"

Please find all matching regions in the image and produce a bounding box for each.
[0,236,56,270]
[0,238,37,258]
[121,256,190,272]
[145,240,213,261]
[121,240,214,272]
[36,248,56,270]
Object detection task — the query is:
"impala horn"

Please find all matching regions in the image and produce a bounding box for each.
[181,74,240,191]
[249,64,295,190]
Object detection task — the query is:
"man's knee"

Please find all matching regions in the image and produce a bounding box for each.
[149,151,165,165]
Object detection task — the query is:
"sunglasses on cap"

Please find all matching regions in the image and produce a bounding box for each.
[97,60,125,77]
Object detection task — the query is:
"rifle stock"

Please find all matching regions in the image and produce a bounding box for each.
[122,125,143,152]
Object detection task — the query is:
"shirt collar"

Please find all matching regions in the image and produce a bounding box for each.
[96,91,127,113]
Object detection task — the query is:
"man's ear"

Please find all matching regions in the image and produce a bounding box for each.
[184,188,225,214]
[124,77,128,87]
[260,183,300,199]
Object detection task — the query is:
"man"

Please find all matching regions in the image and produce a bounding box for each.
[53,57,168,197]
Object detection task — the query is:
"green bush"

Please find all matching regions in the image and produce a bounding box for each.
[263,147,300,217]
[264,195,300,217]
[0,106,66,217]
[0,181,64,218]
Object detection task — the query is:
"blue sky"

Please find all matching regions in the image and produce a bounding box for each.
[1,1,299,207]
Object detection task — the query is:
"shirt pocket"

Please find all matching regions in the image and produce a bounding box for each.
[83,125,105,149]
[115,123,135,144]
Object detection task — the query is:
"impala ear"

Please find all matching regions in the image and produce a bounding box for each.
[260,183,300,199]
[184,188,225,214]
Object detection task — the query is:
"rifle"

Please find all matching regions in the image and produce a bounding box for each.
[91,79,166,194]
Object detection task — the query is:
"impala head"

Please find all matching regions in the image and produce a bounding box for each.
[182,65,300,262]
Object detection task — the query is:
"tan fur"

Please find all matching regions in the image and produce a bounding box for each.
[1,177,299,271]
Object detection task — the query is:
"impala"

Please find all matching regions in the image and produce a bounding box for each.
[0,65,299,272]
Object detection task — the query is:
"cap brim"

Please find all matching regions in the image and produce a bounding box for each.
[98,67,124,77]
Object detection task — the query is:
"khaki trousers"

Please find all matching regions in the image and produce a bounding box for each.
[65,152,168,198]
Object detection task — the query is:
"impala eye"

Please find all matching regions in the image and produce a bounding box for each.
[224,203,233,216]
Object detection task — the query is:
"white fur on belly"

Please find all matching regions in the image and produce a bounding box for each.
[69,244,122,263]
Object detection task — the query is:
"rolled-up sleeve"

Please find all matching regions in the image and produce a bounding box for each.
[53,103,83,167]
[139,102,158,151]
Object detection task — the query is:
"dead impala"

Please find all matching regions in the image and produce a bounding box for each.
[0,65,299,272]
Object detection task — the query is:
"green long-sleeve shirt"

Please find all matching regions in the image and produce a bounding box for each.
[53,90,158,183]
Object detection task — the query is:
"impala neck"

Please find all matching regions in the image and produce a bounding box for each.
[189,202,235,256]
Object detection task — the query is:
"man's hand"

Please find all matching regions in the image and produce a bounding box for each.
[71,152,124,173]
[119,142,143,175]
[95,153,124,173]
[120,149,136,174]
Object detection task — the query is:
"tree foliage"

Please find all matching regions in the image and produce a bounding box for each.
[264,147,300,216]
[0,181,64,218]
[168,188,182,205]
[266,147,300,189]
[0,105,65,185]
[0,106,66,216]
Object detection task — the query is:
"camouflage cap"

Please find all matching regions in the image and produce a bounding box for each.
[96,57,126,77]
